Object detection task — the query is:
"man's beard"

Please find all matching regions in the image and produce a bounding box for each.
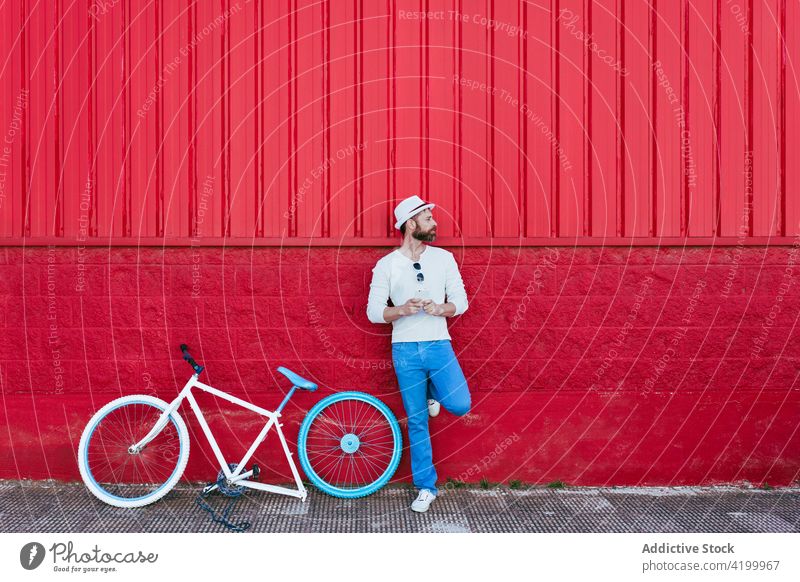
[412,227,437,242]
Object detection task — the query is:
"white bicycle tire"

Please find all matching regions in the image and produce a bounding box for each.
[78,394,190,508]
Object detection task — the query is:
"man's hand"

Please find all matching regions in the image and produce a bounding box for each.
[398,298,426,316]
[422,300,457,317]
[421,299,446,316]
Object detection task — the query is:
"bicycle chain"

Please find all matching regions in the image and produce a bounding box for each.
[194,487,251,532]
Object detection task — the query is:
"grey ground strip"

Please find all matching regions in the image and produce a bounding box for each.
[1,481,798,533]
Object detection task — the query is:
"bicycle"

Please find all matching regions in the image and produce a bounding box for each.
[78,344,402,508]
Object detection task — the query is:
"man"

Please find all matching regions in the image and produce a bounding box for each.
[366,195,471,512]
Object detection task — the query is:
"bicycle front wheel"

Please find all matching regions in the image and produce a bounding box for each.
[78,395,190,508]
[298,391,402,499]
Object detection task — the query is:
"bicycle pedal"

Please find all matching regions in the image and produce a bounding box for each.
[251,464,260,480]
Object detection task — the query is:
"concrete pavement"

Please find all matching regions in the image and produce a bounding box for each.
[1,481,798,533]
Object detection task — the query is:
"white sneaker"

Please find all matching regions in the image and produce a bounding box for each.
[427,399,440,417]
[411,489,437,513]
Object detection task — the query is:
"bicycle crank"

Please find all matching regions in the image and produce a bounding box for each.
[215,463,262,497]
[216,463,245,497]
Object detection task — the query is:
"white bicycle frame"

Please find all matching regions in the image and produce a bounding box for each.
[132,372,308,501]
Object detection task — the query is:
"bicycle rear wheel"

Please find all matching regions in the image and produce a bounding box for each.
[78,395,190,508]
[298,391,401,498]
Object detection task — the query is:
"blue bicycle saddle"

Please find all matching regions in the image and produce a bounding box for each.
[276,366,318,391]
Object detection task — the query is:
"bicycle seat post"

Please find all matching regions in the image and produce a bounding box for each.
[276,386,297,414]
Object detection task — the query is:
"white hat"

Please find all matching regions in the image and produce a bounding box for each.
[394,195,436,230]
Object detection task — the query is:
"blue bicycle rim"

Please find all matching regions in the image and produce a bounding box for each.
[298,391,402,499]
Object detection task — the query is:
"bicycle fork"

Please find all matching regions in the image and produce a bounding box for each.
[129,397,184,454]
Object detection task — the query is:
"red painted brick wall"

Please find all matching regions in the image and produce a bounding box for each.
[1,245,799,487]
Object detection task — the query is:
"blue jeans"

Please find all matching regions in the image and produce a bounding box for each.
[391,340,471,494]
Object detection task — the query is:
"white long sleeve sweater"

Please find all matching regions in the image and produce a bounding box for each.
[366,245,468,343]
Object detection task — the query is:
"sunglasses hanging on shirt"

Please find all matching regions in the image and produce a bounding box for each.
[413,262,424,284]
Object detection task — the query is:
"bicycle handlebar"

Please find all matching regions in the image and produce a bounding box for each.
[179,344,204,375]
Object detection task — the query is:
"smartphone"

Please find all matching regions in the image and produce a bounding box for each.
[414,286,430,313]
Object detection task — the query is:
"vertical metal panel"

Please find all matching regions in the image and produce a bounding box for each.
[752,0,781,237]
[491,0,522,237]
[654,0,683,238]
[589,0,619,238]
[719,0,749,238]
[160,0,187,239]
[687,0,716,237]
[194,0,221,238]
[427,0,458,238]
[27,0,51,238]
[786,0,800,237]
[622,0,652,238]
[361,0,391,239]
[293,0,324,238]
[328,0,357,239]
[129,1,153,239]
[459,0,490,239]
[557,0,587,238]
[0,0,796,245]
[524,0,554,238]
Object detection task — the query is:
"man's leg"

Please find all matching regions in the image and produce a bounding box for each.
[426,373,438,401]
[391,343,438,493]
[425,341,471,416]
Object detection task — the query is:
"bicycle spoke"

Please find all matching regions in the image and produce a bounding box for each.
[354,451,384,481]
[320,453,344,483]
[300,395,400,495]
[85,402,182,500]
[324,403,349,434]
[352,410,386,440]
[308,421,345,442]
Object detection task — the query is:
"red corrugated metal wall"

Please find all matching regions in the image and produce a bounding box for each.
[1,0,798,245]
